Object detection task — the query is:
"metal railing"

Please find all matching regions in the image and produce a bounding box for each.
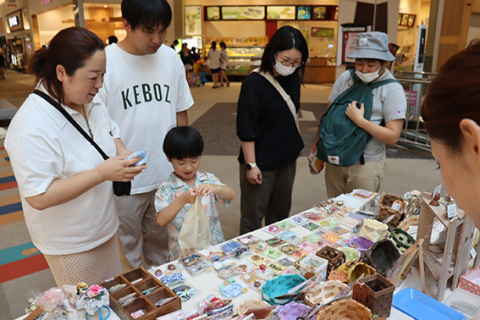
[394,71,436,153]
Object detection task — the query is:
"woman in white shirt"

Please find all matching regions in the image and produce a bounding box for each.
[208,41,222,88]
[5,27,144,287]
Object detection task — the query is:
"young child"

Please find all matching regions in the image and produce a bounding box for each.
[155,126,235,260]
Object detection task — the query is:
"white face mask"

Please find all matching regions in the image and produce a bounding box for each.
[274,60,298,77]
[355,68,382,83]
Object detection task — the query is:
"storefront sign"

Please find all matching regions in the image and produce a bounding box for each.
[41,0,52,5]
[185,6,202,36]
[7,10,23,32]
[221,6,265,20]
[297,7,311,20]
[6,0,18,8]
[266,6,295,20]
[311,27,334,38]
[206,6,220,21]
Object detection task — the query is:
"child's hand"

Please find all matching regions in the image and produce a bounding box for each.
[195,183,218,196]
[181,188,197,204]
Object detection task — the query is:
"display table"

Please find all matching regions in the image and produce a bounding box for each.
[22,190,445,320]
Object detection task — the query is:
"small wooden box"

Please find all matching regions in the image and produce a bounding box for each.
[101,267,181,320]
[316,246,346,276]
[352,273,395,318]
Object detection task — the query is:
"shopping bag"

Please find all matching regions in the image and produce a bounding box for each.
[178,196,212,258]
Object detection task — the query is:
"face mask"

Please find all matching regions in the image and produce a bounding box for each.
[274,60,298,77]
[355,68,382,83]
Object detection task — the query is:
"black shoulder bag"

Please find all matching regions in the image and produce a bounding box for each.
[33,90,131,196]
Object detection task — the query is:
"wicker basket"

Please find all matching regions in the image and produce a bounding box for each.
[352,273,395,318]
[315,299,372,320]
[379,193,405,228]
[236,299,270,316]
[338,247,361,261]
[398,215,419,232]
[358,219,389,243]
[275,302,313,320]
[262,274,306,305]
[362,239,400,276]
[304,280,348,307]
[337,261,376,284]
[389,228,415,253]
[316,246,346,277]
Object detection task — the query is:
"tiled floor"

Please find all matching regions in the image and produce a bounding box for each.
[0,69,443,320]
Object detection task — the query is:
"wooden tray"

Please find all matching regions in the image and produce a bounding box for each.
[101,267,181,320]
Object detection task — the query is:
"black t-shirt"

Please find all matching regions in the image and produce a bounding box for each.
[236,71,304,171]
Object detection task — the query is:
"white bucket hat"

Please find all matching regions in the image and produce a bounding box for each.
[347,31,395,61]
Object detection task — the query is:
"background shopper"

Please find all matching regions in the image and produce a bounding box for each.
[219,42,230,87]
[308,32,406,198]
[236,26,308,234]
[5,27,144,287]
[208,41,221,88]
[180,42,194,79]
[421,40,480,229]
[98,0,193,268]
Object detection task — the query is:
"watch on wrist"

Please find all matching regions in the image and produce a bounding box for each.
[246,162,257,170]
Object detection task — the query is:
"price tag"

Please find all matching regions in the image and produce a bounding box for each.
[447,203,457,219]
[471,248,477,260]
[391,200,402,211]
[433,184,442,199]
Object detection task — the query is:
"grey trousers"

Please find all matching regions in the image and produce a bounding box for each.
[239,161,297,235]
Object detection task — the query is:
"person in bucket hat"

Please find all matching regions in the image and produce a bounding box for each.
[308,31,407,197]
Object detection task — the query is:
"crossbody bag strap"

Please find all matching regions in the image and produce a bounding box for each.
[253,69,301,134]
[33,89,109,160]
[253,69,298,119]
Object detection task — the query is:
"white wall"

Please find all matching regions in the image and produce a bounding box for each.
[36,5,74,46]
[467,12,480,45]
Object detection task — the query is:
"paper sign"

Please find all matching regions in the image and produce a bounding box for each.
[447,203,457,219]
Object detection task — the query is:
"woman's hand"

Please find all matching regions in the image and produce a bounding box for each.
[345,101,366,126]
[247,166,262,185]
[98,156,144,182]
[195,183,218,196]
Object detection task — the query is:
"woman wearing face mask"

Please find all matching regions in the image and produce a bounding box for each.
[308,31,406,197]
[236,26,308,234]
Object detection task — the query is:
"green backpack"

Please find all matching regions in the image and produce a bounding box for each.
[317,70,399,167]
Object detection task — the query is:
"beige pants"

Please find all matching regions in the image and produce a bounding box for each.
[116,191,169,268]
[43,235,122,287]
[325,158,386,198]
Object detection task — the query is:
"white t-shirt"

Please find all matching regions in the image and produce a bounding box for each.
[208,49,221,69]
[98,44,194,194]
[5,85,120,255]
[220,49,229,70]
[329,70,407,162]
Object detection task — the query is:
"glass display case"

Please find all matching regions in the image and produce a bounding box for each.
[225,46,265,75]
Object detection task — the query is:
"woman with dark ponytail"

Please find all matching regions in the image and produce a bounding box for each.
[5,27,144,287]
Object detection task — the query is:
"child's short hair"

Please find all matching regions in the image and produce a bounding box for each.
[163,126,204,160]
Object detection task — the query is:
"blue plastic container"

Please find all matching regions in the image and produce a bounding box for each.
[392,287,466,320]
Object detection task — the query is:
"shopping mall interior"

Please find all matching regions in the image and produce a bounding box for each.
[0,0,479,319]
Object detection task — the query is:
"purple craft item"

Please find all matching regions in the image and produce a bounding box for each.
[348,237,374,254]
[276,301,314,320]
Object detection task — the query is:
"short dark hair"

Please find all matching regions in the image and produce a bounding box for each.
[121,0,172,30]
[163,126,204,160]
[260,26,309,81]
[108,35,118,44]
[27,27,104,105]
[220,42,227,49]
[421,40,480,152]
